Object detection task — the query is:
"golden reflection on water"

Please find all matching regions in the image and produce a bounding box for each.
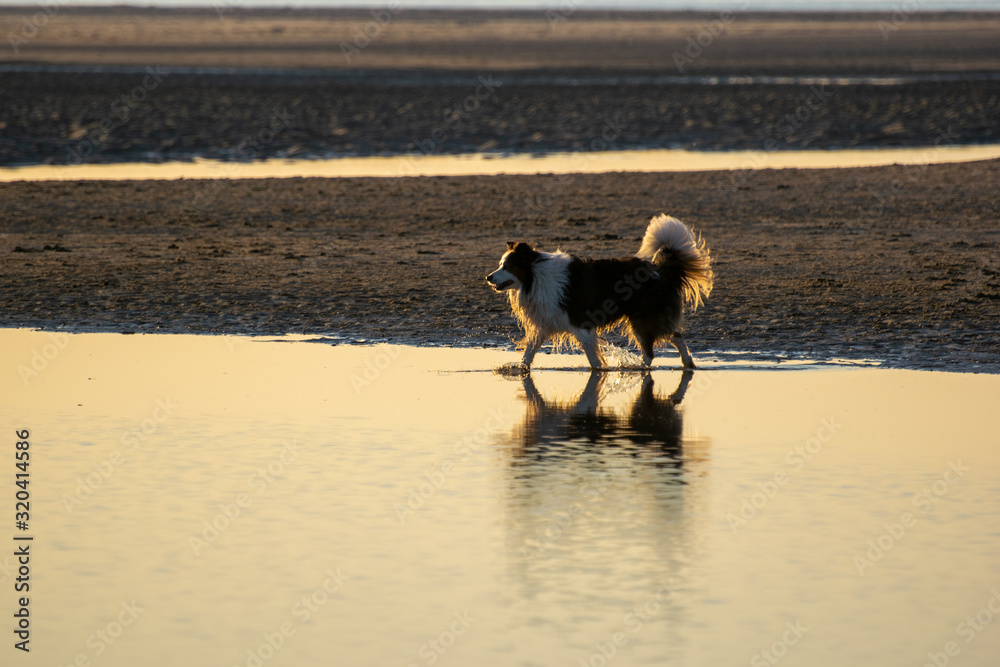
[500,370,710,661]
[2,329,1000,666]
[3,144,1000,181]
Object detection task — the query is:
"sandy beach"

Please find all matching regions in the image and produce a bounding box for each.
[3,159,999,371]
[1,8,998,371]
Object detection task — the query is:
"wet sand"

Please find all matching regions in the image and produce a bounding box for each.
[3,9,1000,164]
[3,7,1000,73]
[4,68,1000,165]
[2,159,999,372]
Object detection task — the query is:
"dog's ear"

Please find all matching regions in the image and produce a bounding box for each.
[511,242,535,253]
[506,241,516,250]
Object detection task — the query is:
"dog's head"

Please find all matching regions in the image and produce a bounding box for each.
[486,241,538,294]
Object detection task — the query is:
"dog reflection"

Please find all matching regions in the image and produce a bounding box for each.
[515,371,693,463]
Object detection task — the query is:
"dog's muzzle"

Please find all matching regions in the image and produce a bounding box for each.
[486,272,513,291]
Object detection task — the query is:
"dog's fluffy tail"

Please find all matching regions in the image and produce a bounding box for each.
[636,214,713,310]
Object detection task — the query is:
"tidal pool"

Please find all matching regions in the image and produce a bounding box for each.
[3,144,1000,181]
[2,329,999,666]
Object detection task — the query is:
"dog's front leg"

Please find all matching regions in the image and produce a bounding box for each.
[574,330,605,370]
[521,336,545,369]
[575,371,605,412]
[671,333,697,369]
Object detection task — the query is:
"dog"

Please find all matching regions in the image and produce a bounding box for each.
[486,214,712,369]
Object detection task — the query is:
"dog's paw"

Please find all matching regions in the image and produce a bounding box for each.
[494,361,530,378]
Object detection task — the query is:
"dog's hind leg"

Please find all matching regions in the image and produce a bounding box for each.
[574,330,605,370]
[638,337,655,368]
[668,370,695,405]
[627,318,656,368]
[670,332,697,369]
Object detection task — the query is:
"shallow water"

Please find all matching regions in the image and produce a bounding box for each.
[3,144,1000,182]
[3,329,1000,666]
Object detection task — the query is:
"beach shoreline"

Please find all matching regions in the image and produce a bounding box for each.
[3,159,999,373]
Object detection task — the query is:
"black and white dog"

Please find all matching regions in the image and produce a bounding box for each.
[486,214,712,369]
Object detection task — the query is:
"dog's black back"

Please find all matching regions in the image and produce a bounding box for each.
[561,257,684,347]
